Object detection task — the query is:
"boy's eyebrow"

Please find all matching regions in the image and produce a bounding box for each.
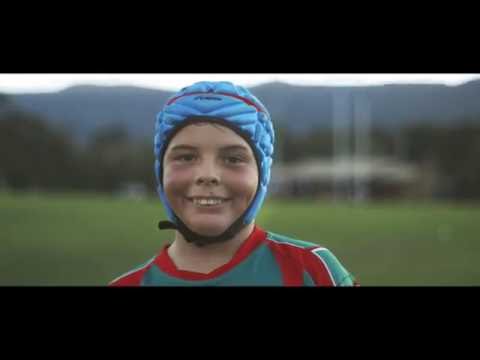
[169,144,250,152]
[169,145,197,152]
[219,145,250,152]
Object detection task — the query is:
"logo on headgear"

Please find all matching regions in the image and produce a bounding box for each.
[193,95,222,101]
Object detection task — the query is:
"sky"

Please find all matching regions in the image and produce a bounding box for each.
[0,73,479,94]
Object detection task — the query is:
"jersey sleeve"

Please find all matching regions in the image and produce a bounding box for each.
[109,258,155,286]
[303,247,358,286]
[109,269,145,286]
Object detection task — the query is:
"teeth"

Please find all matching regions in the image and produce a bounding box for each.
[192,198,224,206]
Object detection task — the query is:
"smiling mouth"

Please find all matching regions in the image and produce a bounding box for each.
[186,197,230,207]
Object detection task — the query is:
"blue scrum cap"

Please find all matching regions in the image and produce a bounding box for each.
[154,81,275,225]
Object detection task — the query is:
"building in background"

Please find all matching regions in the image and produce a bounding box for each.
[269,156,435,201]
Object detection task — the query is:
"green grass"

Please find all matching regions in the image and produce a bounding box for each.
[1,191,479,286]
[259,200,480,286]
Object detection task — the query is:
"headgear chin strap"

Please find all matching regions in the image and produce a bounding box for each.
[158,213,251,247]
[154,81,275,247]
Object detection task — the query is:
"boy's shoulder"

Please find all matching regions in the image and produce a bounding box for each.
[265,231,321,249]
[109,257,156,286]
[264,231,357,286]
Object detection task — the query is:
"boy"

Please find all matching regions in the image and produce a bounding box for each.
[110,81,357,286]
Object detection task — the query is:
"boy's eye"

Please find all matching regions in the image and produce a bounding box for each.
[175,154,196,162]
[224,156,244,165]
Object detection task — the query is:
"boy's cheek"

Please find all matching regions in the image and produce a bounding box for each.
[228,176,258,202]
[163,168,192,193]
[228,171,259,191]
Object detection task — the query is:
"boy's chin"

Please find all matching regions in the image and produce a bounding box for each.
[187,221,229,237]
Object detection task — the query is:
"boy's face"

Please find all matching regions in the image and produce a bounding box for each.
[163,122,259,237]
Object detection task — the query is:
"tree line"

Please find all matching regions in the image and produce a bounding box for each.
[1,108,480,200]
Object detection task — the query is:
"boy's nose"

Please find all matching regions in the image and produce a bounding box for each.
[195,175,220,186]
[194,158,221,186]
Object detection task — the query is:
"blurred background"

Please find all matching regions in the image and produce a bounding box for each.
[1,73,480,286]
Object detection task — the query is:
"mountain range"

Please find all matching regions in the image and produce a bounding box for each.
[4,79,480,143]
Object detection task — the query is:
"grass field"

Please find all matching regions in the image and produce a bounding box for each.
[1,190,479,286]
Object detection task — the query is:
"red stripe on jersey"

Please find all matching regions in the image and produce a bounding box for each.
[109,262,153,286]
[265,237,337,286]
[303,249,336,286]
[265,241,305,286]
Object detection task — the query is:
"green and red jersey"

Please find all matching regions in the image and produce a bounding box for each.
[110,226,357,286]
